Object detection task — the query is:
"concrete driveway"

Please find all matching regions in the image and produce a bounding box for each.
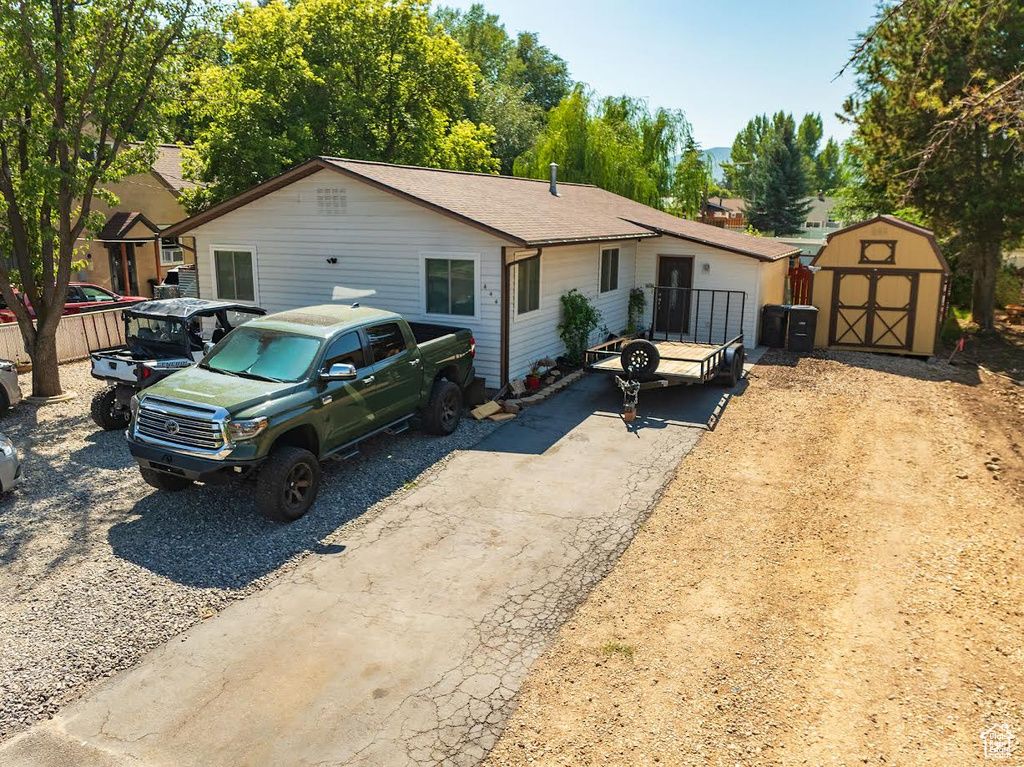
[1,372,747,766]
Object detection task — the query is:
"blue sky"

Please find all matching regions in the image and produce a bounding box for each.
[440,0,881,150]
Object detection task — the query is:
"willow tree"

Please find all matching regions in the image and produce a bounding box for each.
[515,87,702,210]
[0,0,199,397]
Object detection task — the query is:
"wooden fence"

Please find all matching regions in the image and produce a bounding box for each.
[0,308,125,366]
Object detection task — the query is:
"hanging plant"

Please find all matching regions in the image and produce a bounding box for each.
[558,289,602,366]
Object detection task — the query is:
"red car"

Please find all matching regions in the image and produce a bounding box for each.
[0,282,147,323]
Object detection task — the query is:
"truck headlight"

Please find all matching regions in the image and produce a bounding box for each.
[0,436,15,457]
[227,416,268,441]
[129,394,140,420]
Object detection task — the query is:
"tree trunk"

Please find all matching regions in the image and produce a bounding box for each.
[971,238,1001,330]
[29,329,62,398]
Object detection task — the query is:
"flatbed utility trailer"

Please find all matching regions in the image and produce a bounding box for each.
[585,286,746,420]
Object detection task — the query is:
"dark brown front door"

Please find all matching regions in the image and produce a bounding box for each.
[654,256,694,335]
[829,270,918,351]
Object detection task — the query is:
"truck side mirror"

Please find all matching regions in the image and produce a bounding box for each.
[320,362,357,381]
[203,341,215,355]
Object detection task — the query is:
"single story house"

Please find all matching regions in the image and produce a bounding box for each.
[161,157,798,388]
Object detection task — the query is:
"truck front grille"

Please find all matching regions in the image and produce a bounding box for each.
[136,397,226,451]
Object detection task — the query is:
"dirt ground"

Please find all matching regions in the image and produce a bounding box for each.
[487,340,1024,765]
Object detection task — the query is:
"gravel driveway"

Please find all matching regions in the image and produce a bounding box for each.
[0,361,498,742]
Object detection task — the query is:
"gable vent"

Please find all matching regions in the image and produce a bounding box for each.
[316,188,346,215]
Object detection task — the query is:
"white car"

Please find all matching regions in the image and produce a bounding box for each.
[0,359,23,414]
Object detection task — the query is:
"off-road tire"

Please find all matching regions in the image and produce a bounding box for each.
[424,379,462,436]
[139,467,193,492]
[91,388,131,431]
[620,339,661,379]
[256,446,321,523]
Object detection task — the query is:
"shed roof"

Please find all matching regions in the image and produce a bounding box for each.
[815,214,949,273]
[162,157,798,261]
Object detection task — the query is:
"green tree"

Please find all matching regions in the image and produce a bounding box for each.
[0,0,199,397]
[515,88,695,209]
[722,113,771,198]
[435,3,569,174]
[186,0,496,207]
[815,137,842,192]
[667,137,711,220]
[743,115,812,235]
[843,0,1024,328]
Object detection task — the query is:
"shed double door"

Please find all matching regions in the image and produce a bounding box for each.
[829,270,918,351]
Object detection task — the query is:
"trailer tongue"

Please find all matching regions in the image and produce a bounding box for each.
[585,287,747,420]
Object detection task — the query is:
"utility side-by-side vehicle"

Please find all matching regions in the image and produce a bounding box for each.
[89,298,266,430]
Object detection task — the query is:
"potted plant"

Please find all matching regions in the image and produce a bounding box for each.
[525,362,542,391]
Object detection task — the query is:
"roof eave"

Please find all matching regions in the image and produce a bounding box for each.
[638,224,798,262]
[524,231,660,248]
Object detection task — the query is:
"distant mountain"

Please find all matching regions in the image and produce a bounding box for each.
[701,147,731,183]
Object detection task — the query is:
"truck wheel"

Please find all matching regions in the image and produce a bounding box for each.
[256,446,321,523]
[620,340,660,379]
[140,467,193,492]
[424,380,462,436]
[91,388,131,430]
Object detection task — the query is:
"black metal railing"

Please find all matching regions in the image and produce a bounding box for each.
[649,286,746,345]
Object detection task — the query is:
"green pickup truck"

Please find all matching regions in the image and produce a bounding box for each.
[127,304,475,521]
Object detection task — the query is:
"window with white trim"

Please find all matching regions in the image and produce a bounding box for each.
[160,236,184,266]
[516,256,540,315]
[600,247,619,293]
[214,248,255,301]
[425,257,475,316]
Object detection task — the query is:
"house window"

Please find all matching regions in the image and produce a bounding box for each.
[600,247,619,293]
[516,256,540,315]
[214,249,255,301]
[425,257,475,316]
[160,236,184,266]
[805,221,821,228]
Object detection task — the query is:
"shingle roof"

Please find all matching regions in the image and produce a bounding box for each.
[164,157,798,260]
[97,211,159,241]
[150,144,200,193]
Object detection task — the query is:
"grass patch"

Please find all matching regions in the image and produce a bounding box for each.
[599,641,635,659]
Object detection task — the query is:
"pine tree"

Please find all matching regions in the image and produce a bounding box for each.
[744,114,811,235]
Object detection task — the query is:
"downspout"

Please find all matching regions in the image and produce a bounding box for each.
[500,247,511,387]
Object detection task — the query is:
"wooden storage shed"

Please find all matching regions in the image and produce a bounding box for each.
[810,215,950,356]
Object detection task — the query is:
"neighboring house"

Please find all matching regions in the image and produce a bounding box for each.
[80,144,200,296]
[160,157,798,388]
[703,197,746,230]
[774,194,846,261]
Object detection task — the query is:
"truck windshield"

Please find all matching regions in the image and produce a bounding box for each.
[202,327,321,383]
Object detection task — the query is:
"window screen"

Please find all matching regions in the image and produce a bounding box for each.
[517,256,540,314]
[600,248,619,293]
[214,249,255,301]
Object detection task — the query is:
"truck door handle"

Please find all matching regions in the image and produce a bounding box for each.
[409,359,420,366]
[361,375,375,385]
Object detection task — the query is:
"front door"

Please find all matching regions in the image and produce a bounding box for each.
[654,256,694,335]
[830,270,918,351]
[107,243,139,295]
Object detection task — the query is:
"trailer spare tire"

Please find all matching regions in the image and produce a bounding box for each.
[620,340,660,379]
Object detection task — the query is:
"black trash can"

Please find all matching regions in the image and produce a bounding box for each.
[787,305,818,352]
[760,304,788,348]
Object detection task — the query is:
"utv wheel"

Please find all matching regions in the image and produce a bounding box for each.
[620,339,660,379]
[140,467,193,492]
[424,379,462,436]
[256,446,321,523]
[91,388,131,430]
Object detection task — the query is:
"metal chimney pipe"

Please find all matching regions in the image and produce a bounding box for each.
[549,163,559,196]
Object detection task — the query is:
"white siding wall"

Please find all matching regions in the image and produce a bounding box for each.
[635,237,764,345]
[508,240,637,379]
[189,170,509,385]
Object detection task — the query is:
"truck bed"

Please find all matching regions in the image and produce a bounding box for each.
[408,321,466,345]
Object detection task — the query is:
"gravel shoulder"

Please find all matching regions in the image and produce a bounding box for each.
[486,349,1024,766]
[0,361,498,742]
